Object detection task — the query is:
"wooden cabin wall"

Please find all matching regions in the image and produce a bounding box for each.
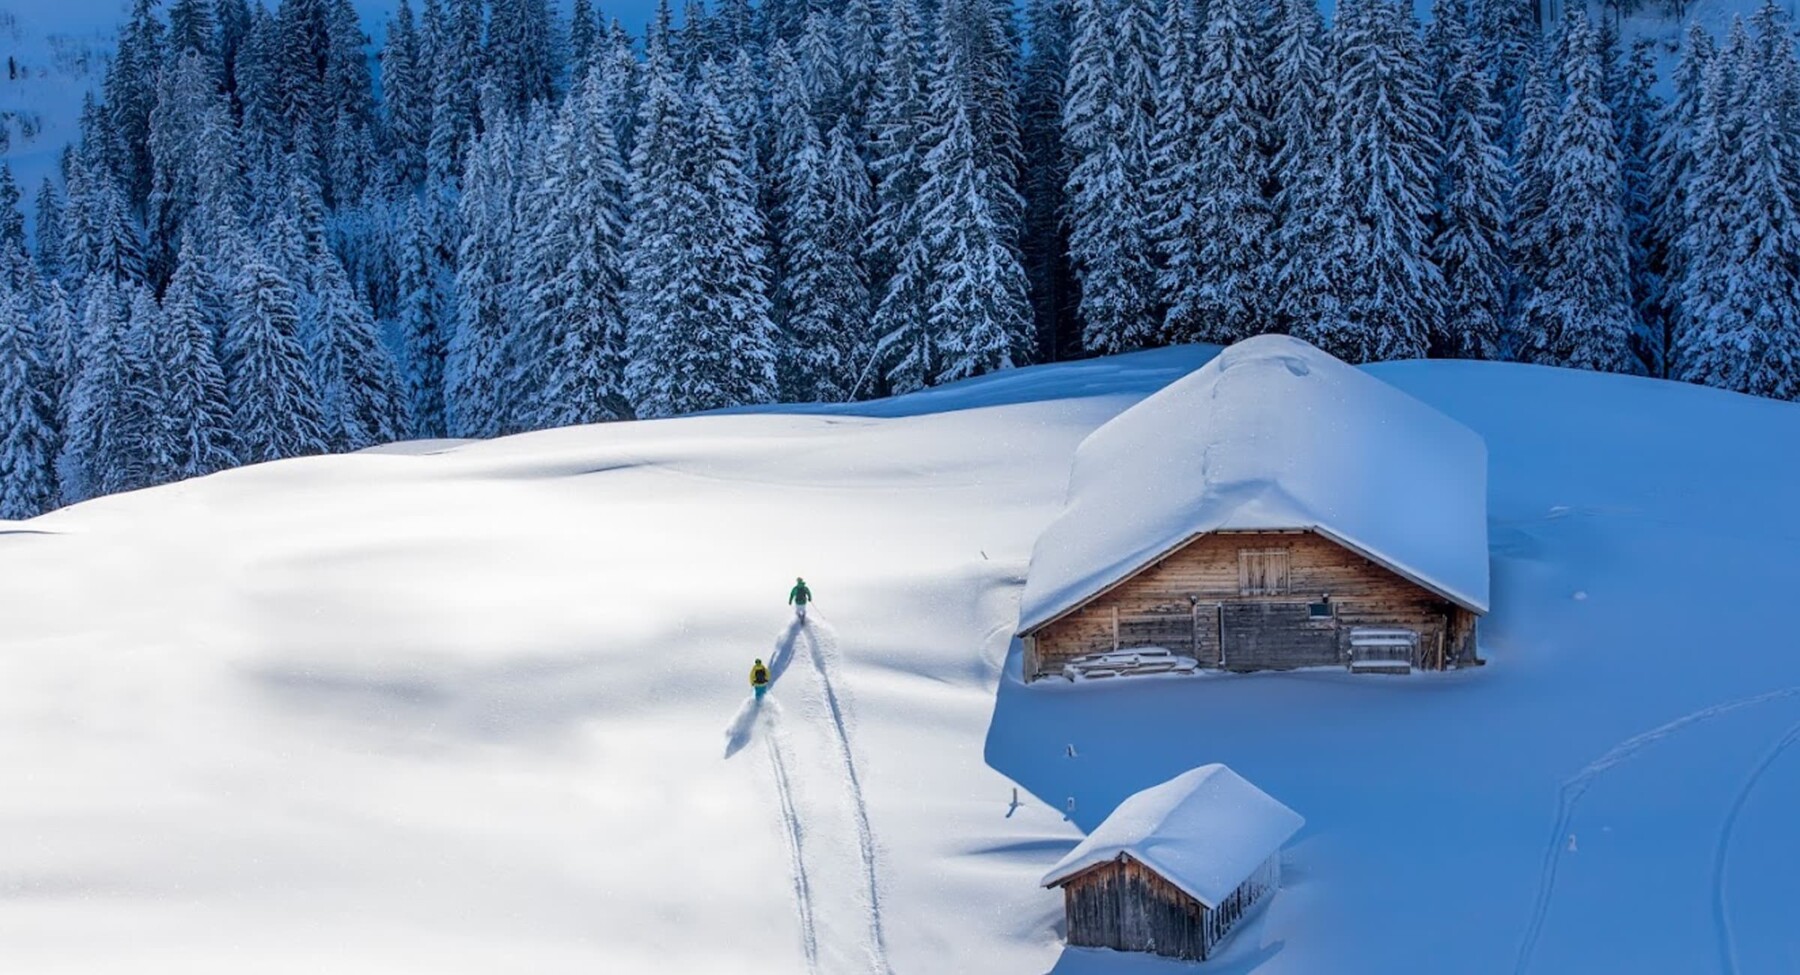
[1062,858,1208,961]
[1031,530,1476,677]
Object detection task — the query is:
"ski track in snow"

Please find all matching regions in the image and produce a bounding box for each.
[766,720,822,975]
[1512,686,1800,975]
[1710,717,1800,975]
[799,616,894,975]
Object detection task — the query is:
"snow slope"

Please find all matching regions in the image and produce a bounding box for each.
[0,0,118,204]
[5,346,1800,974]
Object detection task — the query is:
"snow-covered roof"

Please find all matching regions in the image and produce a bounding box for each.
[1041,764,1304,908]
[1016,335,1489,634]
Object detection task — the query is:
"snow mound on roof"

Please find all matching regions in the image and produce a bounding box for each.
[1041,764,1303,908]
[1016,334,1489,634]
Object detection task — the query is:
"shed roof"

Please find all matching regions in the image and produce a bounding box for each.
[1041,764,1304,909]
[1016,335,1490,635]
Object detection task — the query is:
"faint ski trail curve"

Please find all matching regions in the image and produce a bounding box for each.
[767,724,822,975]
[1513,687,1800,975]
[1711,717,1800,975]
[800,616,895,975]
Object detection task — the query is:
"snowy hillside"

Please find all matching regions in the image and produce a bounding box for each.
[0,0,118,199]
[5,346,1800,973]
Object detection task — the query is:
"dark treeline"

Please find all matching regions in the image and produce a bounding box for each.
[0,0,1797,519]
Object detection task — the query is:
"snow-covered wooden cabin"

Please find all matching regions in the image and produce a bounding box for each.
[1042,764,1303,962]
[1017,335,1489,680]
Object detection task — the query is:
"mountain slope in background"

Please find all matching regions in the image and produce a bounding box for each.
[3,345,1799,973]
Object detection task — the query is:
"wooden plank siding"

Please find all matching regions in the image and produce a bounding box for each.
[1057,853,1281,961]
[1061,857,1209,960]
[1027,530,1480,678]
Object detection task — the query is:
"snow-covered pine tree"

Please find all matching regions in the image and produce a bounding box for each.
[920,87,1031,384]
[0,285,57,518]
[567,0,597,72]
[117,286,175,492]
[57,279,128,502]
[679,0,714,76]
[1672,15,1800,399]
[427,0,485,187]
[234,5,286,161]
[218,0,254,101]
[531,69,631,426]
[0,166,31,291]
[224,254,327,463]
[394,198,450,437]
[158,241,237,478]
[1267,0,1336,333]
[648,0,677,63]
[1157,0,1273,345]
[1647,24,1714,378]
[488,0,557,116]
[148,50,232,289]
[777,113,871,403]
[1063,0,1157,353]
[88,170,148,289]
[1507,42,1556,347]
[168,0,218,62]
[323,0,380,205]
[275,0,334,188]
[1519,12,1634,373]
[955,0,1025,231]
[309,255,409,451]
[36,282,77,445]
[796,10,846,125]
[34,178,66,283]
[625,66,779,417]
[0,167,24,259]
[446,99,522,438]
[598,24,642,163]
[1614,39,1663,372]
[383,0,432,187]
[105,0,166,212]
[768,41,811,310]
[1018,0,1075,360]
[1476,0,1539,153]
[823,121,876,389]
[1429,0,1509,359]
[621,48,686,409]
[839,0,882,135]
[867,0,936,394]
[1147,0,1202,333]
[719,47,766,189]
[1298,0,1443,362]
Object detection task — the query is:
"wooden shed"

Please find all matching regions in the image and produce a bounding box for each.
[1042,764,1303,962]
[1016,335,1490,680]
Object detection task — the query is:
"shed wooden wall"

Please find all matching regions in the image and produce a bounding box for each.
[1060,856,1209,960]
[1057,853,1280,961]
[1027,530,1479,678]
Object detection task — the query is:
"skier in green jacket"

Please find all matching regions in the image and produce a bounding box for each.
[789,577,812,621]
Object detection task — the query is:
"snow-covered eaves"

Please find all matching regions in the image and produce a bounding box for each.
[1041,764,1304,909]
[1016,335,1490,635]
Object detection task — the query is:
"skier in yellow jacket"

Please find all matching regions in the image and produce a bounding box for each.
[750,659,770,700]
